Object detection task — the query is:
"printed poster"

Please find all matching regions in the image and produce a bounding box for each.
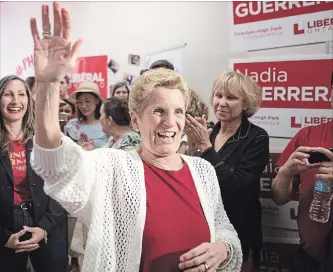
[229,1,333,52]
[68,55,108,100]
[260,151,299,231]
[230,55,333,138]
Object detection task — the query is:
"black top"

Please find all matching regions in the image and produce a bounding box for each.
[200,116,269,266]
[0,139,67,247]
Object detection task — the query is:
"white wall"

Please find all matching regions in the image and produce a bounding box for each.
[0,1,327,150]
[0,1,230,104]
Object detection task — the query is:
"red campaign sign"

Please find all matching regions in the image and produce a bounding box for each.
[233,1,333,25]
[68,55,108,100]
[261,153,279,199]
[234,59,333,109]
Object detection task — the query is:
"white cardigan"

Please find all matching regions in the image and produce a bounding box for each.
[31,135,242,272]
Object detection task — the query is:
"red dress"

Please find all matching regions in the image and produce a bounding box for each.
[140,162,210,272]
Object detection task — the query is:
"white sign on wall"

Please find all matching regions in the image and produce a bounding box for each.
[144,43,186,75]
[229,1,333,52]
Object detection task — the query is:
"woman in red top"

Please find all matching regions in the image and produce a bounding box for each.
[0,75,68,272]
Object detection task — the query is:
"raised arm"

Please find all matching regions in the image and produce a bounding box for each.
[31,2,82,149]
[29,2,97,223]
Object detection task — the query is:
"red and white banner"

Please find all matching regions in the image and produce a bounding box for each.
[230,55,333,138]
[260,151,299,231]
[68,55,108,100]
[229,1,333,52]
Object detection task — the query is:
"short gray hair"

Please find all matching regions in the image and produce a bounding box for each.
[129,68,189,115]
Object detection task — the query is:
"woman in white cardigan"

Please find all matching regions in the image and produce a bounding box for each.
[29,2,242,272]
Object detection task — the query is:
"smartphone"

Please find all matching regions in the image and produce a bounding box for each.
[19,231,32,242]
[307,148,333,164]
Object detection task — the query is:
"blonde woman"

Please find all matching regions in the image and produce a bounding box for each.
[30,3,242,271]
[183,89,209,155]
[186,71,269,272]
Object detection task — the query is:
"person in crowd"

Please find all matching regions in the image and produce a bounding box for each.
[271,90,333,272]
[186,89,209,120]
[140,69,149,76]
[29,3,243,271]
[64,82,107,150]
[101,97,140,150]
[59,99,75,146]
[0,75,68,272]
[184,89,209,155]
[26,77,35,91]
[149,59,175,70]
[110,81,130,101]
[185,71,269,272]
[26,76,36,102]
[59,98,76,120]
[59,75,70,100]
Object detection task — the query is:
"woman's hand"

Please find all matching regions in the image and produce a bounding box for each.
[31,2,82,83]
[15,227,46,253]
[179,242,229,271]
[5,229,28,249]
[79,133,95,151]
[185,115,212,152]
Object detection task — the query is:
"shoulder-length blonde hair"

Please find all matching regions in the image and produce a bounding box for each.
[0,75,34,153]
[211,71,261,117]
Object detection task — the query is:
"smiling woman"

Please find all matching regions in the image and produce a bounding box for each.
[64,82,108,149]
[33,68,243,272]
[30,2,242,272]
[185,71,269,272]
[0,76,34,153]
[0,75,68,272]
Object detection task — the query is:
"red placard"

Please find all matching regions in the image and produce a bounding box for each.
[68,55,108,100]
[234,59,333,109]
[233,1,333,25]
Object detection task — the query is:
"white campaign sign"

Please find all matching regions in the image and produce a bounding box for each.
[229,1,333,52]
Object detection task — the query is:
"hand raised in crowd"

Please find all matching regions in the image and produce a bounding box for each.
[79,132,95,151]
[315,147,333,183]
[30,1,82,83]
[279,146,320,177]
[15,226,46,253]
[178,242,229,272]
[185,114,212,152]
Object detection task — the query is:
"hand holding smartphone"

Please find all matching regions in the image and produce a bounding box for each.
[307,148,333,164]
[18,231,32,242]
